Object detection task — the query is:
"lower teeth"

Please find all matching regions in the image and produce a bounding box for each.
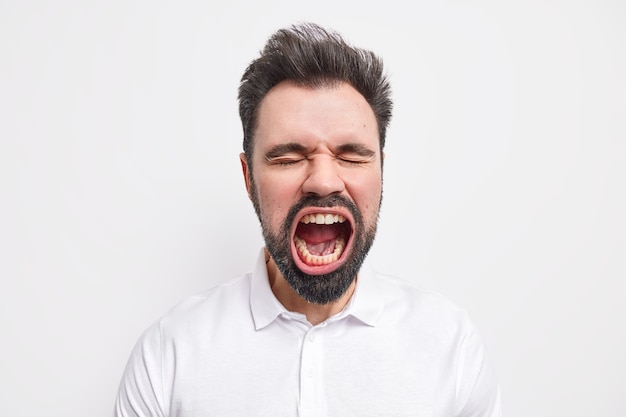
[294,236,345,266]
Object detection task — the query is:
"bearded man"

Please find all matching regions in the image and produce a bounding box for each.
[114,22,502,417]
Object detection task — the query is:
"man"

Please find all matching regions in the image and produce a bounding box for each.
[114,22,502,417]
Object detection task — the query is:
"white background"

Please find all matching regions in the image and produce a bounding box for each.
[1,0,624,416]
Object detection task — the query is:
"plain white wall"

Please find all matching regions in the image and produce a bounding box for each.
[1,1,624,416]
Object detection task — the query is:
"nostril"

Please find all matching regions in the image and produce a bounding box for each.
[302,172,345,197]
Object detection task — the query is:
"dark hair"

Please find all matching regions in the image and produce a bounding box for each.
[238,22,393,162]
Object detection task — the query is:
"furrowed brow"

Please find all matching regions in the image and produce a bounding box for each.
[264,143,309,160]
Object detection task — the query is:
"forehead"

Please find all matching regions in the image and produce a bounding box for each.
[254,81,380,153]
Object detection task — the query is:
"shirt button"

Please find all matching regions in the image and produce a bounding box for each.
[308,333,316,342]
[306,369,314,378]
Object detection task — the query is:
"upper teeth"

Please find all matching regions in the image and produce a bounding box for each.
[300,213,346,225]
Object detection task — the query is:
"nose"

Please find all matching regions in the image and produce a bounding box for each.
[301,155,345,197]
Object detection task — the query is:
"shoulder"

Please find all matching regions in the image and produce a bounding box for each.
[155,273,254,338]
[376,270,467,314]
[368,269,473,332]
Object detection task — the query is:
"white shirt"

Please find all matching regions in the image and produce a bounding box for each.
[115,250,502,417]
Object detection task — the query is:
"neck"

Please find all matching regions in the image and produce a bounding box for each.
[265,250,356,326]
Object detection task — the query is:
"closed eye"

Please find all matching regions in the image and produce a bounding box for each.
[335,143,377,165]
[264,143,308,166]
[338,155,370,164]
[271,157,305,166]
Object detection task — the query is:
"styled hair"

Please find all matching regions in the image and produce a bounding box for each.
[238,22,393,162]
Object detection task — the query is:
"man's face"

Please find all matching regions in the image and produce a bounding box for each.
[241,81,383,304]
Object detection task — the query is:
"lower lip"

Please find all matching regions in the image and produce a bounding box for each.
[290,237,349,276]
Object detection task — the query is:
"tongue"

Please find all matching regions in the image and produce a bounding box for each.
[296,223,341,244]
[307,241,336,256]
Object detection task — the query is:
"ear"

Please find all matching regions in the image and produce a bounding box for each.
[239,152,252,198]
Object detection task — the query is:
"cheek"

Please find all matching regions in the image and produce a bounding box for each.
[256,185,290,228]
[352,177,382,220]
[256,172,300,211]
[351,172,382,198]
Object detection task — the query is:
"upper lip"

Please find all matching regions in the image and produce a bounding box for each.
[290,206,354,238]
[295,206,353,218]
[294,207,353,224]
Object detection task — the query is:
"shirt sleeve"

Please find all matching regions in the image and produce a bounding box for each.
[455,317,502,417]
[114,322,167,417]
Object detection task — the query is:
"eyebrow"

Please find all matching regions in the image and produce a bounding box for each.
[264,143,309,160]
[264,141,377,160]
[335,143,377,157]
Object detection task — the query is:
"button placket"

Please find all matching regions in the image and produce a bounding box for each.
[298,324,327,416]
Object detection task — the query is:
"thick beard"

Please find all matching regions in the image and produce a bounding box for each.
[251,184,378,305]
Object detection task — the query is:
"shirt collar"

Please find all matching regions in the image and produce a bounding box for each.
[345,258,384,326]
[250,249,288,330]
[250,248,384,330]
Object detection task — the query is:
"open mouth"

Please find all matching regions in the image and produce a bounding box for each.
[290,208,354,275]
